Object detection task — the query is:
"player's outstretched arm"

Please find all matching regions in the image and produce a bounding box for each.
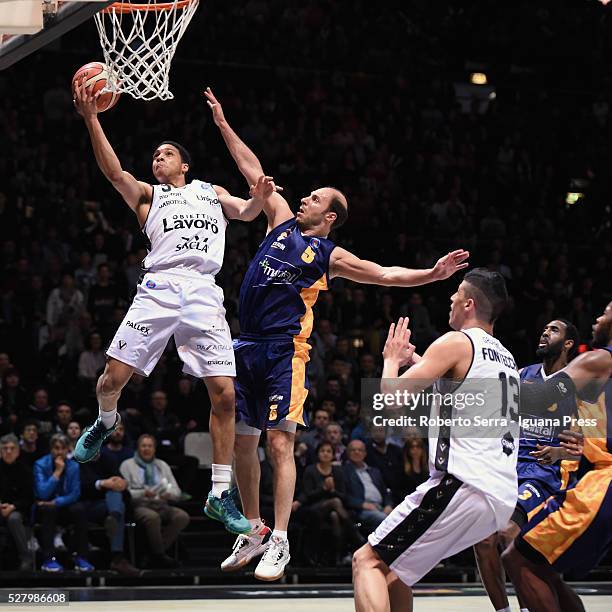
[204,87,293,232]
[564,348,612,384]
[520,349,612,415]
[74,76,151,212]
[214,176,279,222]
[204,87,264,185]
[329,247,470,285]
[381,317,469,395]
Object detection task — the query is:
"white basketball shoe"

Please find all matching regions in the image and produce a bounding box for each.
[254,535,291,581]
[221,524,271,572]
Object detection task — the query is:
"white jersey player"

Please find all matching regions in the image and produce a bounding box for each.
[71,76,277,543]
[353,268,519,612]
[105,177,237,378]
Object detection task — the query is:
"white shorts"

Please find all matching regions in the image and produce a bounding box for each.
[368,473,508,586]
[106,271,235,379]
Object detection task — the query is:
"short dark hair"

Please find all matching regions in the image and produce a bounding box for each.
[315,441,334,455]
[326,187,348,230]
[20,419,39,433]
[463,268,508,323]
[156,140,192,168]
[555,318,580,361]
[4,366,19,379]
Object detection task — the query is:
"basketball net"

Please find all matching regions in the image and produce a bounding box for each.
[94,0,199,101]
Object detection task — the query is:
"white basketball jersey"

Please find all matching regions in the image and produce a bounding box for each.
[429,327,519,524]
[143,180,228,277]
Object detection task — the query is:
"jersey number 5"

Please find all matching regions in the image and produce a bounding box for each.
[301,246,315,263]
[499,372,520,422]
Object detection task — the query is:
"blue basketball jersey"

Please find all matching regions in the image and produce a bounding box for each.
[238,218,336,340]
[518,363,578,486]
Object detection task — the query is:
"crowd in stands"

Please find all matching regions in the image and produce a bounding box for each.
[1,0,612,573]
[0,427,190,573]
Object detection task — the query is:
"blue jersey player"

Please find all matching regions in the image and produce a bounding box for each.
[517,319,580,522]
[504,302,612,612]
[205,88,470,581]
[475,318,580,612]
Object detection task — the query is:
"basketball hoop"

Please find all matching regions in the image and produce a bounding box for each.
[94,0,199,101]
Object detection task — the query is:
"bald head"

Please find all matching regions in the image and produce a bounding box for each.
[324,187,348,230]
[297,186,349,233]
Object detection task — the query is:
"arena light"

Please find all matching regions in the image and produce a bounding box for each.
[565,192,584,206]
[470,72,488,85]
[565,177,589,207]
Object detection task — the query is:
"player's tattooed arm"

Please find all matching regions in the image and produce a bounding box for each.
[74,76,152,213]
[205,87,293,232]
[213,176,278,222]
[329,248,469,285]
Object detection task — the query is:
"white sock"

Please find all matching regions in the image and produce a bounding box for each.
[211,463,232,497]
[272,529,288,541]
[520,609,530,612]
[248,517,263,533]
[496,608,511,612]
[99,407,117,429]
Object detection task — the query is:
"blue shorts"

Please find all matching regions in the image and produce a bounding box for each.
[234,338,310,431]
[516,479,557,519]
[514,460,578,523]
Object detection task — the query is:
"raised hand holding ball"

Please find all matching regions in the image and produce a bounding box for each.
[72,62,120,114]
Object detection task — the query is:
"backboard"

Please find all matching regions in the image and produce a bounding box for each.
[0,1,114,71]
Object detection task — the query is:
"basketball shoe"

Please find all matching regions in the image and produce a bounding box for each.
[204,489,251,535]
[221,523,271,571]
[74,415,120,463]
[254,535,291,581]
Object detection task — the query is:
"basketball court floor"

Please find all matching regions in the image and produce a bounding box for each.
[65,597,610,611]
[2,585,612,611]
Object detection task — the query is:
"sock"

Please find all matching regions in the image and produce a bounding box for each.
[248,517,263,533]
[99,407,117,429]
[211,463,232,497]
[496,608,511,612]
[520,609,530,612]
[272,529,288,541]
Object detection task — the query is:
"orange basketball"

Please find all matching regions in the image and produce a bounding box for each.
[71,61,120,113]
